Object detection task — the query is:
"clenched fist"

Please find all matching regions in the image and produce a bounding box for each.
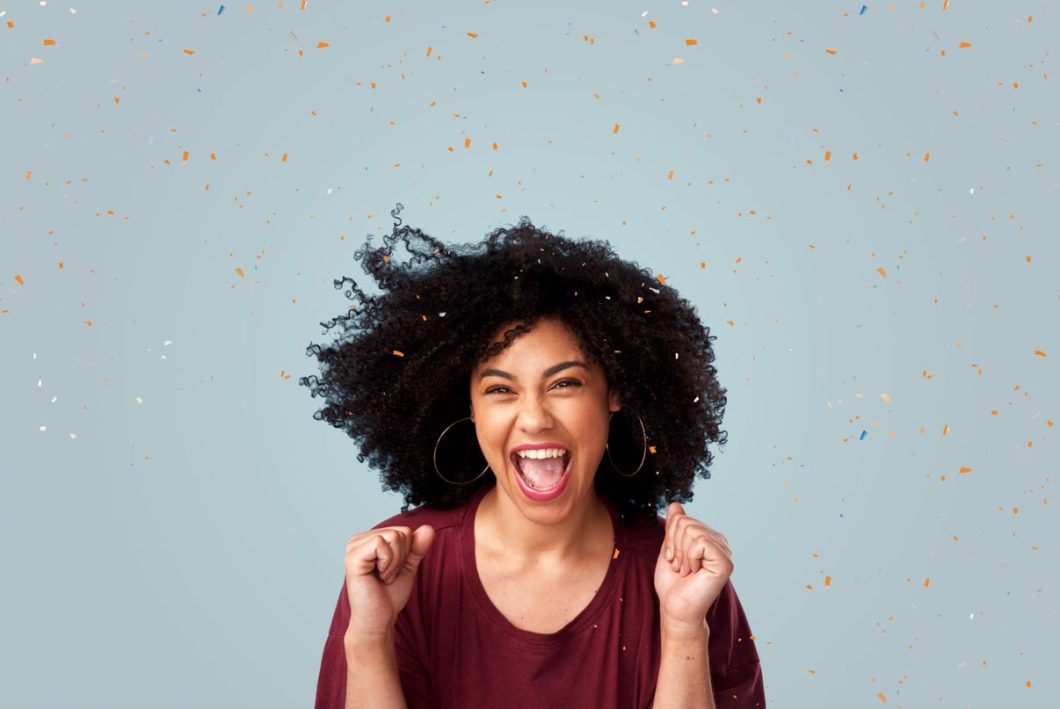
[344,524,435,642]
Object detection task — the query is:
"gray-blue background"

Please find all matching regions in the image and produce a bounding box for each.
[1,1,1057,707]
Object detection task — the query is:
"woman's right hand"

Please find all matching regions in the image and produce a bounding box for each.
[343,524,436,642]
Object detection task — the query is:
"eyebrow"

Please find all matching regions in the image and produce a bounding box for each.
[478,360,589,382]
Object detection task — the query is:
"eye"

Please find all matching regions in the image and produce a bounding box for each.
[484,385,512,395]
[552,379,582,390]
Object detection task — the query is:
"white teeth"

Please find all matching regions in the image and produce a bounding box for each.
[515,448,567,460]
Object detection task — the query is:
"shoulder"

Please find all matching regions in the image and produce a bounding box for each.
[371,501,468,535]
[614,511,666,557]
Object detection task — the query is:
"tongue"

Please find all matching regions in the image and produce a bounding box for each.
[519,456,566,489]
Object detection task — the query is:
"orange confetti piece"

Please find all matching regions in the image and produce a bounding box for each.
[1025,255,1032,263]
[384,15,391,23]
[182,150,189,162]
[300,0,308,9]
[84,320,93,327]
[880,392,891,404]
[923,578,930,588]
[425,46,432,57]
[57,262,64,270]
[649,20,657,29]
[958,466,972,475]
[1033,350,1047,357]
[852,152,859,161]
[958,41,972,49]
[520,80,527,88]
[824,48,837,55]
[43,38,56,46]
[648,445,657,454]
[24,170,32,181]
[876,267,887,278]
[392,350,405,357]
[666,170,674,180]
[923,152,931,162]
[824,150,832,161]
[183,49,196,55]
[877,692,887,703]
[656,274,667,285]
[317,41,330,49]
[942,425,949,436]
[14,274,25,286]
[824,576,831,587]
[755,96,763,105]
[466,32,478,39]
[234,267,245,278]
[464,137,471,149]
[685,39,698,46]
[942,0,949,9]
[699,262,706,269]
[612,123,620,134]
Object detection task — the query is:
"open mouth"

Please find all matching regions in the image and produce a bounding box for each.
[510,448,571,492]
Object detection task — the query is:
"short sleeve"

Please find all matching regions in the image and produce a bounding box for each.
[706,580,766,708]
[314,583,351,709]
[393,608,434,708]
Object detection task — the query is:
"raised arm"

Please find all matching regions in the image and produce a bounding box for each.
[652,503,735,709]
[340,524,435,709]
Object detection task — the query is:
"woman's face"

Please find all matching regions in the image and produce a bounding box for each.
[469,317,621,524]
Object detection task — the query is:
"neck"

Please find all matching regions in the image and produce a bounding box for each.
[478,486,613,562]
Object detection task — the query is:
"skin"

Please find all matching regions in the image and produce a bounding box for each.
[341,316,735,708]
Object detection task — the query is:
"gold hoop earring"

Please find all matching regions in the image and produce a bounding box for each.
[606,409,647,478]
[433,416,490,486]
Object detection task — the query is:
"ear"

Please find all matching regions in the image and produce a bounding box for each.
[607,388,621,414]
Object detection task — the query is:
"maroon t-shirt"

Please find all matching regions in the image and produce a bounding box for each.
[315,485,765,708]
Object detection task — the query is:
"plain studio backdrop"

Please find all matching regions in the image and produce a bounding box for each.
[1,1,1057,707]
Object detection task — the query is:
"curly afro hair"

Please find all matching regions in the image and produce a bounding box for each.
[300,207,728,522]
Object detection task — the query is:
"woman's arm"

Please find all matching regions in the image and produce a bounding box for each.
[652,619,716,709]
[336,524,435,709]
[344,630,407,709]
[652,503,735,709]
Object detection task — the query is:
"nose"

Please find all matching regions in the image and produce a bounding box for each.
[516,392,555,432]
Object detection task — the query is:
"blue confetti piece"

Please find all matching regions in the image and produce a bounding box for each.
[218,4,225,15]
[860,4,867,15]
[859,430,867,441]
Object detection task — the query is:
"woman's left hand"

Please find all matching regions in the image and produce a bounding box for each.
[654,502,734,632]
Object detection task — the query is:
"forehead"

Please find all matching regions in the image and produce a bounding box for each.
[476,318,587,369]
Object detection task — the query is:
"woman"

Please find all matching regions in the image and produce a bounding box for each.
[304,211,765,708]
